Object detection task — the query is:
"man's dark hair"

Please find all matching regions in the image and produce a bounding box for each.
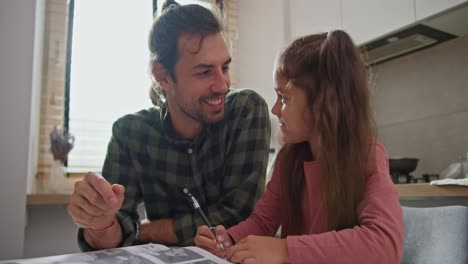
[148,0,223,107]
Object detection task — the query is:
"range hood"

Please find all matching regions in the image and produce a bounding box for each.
[361,3,468,65]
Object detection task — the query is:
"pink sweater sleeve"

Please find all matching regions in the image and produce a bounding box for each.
[286,142,404,264]
[227,160,282,243]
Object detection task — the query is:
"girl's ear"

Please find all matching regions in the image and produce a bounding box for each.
[152,63,173,91]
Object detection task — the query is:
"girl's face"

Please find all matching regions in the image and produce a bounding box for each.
[271,74,316,145]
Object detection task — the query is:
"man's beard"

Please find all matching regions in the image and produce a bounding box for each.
[177,94,226,125]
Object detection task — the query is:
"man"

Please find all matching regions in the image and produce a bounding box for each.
[67,1,271,250]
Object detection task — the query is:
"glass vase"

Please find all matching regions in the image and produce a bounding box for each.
[46,160,66,193]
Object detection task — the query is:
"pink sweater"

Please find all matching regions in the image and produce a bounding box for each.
[227,141,403,263]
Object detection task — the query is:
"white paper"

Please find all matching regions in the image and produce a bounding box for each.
[0,244,230,264]
[430,177,468,186]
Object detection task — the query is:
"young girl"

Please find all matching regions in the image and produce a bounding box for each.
[194,30,403,263]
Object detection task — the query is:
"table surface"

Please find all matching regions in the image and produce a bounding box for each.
[27,183,468,205]
[395,183,468,198]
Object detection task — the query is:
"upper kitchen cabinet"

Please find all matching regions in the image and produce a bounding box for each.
[415,0,468,20]
[288,0,342,41]
[342,0,415,45]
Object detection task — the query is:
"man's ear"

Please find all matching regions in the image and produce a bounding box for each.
[152,63,173,90]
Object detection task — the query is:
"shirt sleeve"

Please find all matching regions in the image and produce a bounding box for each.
[227,156,282,243]
[173,90,272,245]
[77,118,143,251]
[286,142,404,264]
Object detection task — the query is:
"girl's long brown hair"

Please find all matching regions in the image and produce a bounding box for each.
[277,31,376,235]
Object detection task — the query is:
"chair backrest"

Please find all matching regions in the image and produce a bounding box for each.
[402,206,468,264]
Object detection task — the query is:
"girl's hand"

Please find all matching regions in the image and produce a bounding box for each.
[194,225,234,258]
[226,236,289,264]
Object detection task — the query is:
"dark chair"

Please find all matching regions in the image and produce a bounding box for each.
[402,206,468,264]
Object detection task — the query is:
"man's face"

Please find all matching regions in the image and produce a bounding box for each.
[166,33,231,126]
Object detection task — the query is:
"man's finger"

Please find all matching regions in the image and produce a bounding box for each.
[72,218,90,229]
[67,203,93,225]
[72,194,104,217]
[86,172,119,209]
[74,180,108,210]
[111,184,125,207]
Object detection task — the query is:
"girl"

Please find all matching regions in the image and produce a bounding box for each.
[195,30,403,263]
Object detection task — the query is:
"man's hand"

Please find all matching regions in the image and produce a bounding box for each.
[68,172,124,230]
[138,218,179,245]
[226,236,290,264]
[194,225,233,258]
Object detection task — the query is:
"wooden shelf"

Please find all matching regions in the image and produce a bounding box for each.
[396,183,468,198]
[28,174,82,205]
[27,193,71,206]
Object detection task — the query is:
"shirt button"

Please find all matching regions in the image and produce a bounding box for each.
[187,148,193,154]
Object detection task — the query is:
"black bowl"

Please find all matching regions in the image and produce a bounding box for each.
[389,158,419,175]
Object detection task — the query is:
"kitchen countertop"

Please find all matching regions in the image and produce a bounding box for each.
[27,183,468,205]
[396,183,468,198]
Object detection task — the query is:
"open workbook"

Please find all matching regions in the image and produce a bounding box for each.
[0,243,230,264]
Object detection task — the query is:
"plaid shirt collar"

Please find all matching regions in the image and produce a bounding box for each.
[158,98,221,146]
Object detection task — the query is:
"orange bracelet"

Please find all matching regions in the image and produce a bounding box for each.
[91,220,115,232]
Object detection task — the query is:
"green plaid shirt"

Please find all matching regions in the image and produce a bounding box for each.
[78,89,271,250]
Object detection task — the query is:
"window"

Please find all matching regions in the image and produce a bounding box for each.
[66,0,154,172]
[65,0,221,173]
[37,0,238,177]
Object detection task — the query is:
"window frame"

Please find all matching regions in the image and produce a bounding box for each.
[35,0,238,192]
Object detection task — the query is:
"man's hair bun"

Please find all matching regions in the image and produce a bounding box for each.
[162,0,180,13]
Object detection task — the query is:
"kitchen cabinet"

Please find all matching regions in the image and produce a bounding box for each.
[341,0,415,44]
[287,0,467,46]
[288,0,342,41]
[415,0,468,20]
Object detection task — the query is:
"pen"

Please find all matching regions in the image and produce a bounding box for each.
[183,188,225,251]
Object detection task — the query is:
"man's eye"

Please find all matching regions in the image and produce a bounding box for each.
[222,66,230,72]
[197,70,210,77]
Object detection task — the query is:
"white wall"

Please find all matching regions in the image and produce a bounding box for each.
[0,0,39,260]
[235,0,288,151]
[27,0,45,194]
[24,206,80,258]
[236,0,288,108]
